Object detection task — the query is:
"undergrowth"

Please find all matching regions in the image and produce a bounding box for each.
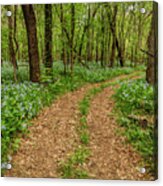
[113,78,156,176]
[59,146,90,179]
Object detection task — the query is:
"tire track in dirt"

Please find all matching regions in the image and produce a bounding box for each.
[5,84,94,178]
[83,80,154,180]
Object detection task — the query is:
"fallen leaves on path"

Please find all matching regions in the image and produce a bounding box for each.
[84,85,154,180]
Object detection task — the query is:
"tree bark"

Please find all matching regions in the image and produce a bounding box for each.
[110,37,116,67]
[100,9,105,67]
[7,5,18,82]
[13,5,19,60]
[70,4,75,74]
[146,3,158,85]
[44,4,53,74]
[86,4,91,62]
[78,5,100,62]
[60,4,67,74]
[95,34,99,63]
[108,5,124,67]
[22,5,40,82]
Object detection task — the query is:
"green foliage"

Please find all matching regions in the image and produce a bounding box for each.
[80,116,88,130]
[79,97,90,116]
[1,63,29,83]
[69,147,90,164]
[113,79,155,173]
[2,62,142,84]
[60,146,90,178]
[1,82,53,164]
[74,63,137,83]
[80,131,90,145]
[114,79,154,115]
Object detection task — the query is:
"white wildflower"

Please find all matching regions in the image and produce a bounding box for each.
[6,163,12,170]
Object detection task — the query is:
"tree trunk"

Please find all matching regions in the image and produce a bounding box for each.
[95,34,99,63]
[13,5,19,61]
[108,5,124,67]
[86,4,91,62]
[44,4,53,75]
[110,37,116,67]
[7,5,18,82]
[100,8,105,67]
[115,37,124,67]
[22,5,40,82]
[60,4,67,74]
[78,5,100,62]
[70,4,75,74]
[146,3,158,85]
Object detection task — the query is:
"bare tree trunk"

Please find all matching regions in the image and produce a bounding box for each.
[7,5,18,82]
[70,4,75,74]
[90,27,94,61]
[44,4,53,75]
[115,36,124,67]
[95,34,99,63]
[22,5,40,82]
[13,5,19,62]
[86,4,91,62]
[110,37,116,67]
[108,5,124,67]
[100,8,105,67]
[146,3,158,85]
[60,4,67,74]
[78,5,100,62]
[108,6,117,67]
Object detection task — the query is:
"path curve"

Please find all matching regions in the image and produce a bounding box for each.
[5,73,152,180]
[83,84,153,180]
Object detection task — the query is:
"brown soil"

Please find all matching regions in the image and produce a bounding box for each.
[5,85,92,178]
[5,73,153,180]
[83,85,154,180]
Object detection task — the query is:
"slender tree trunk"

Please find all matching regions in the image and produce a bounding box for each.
[7,5,18,82]
[137,13,142,64]
[115,37,124,67]
[70,4,75,74]
[78,5,100,62]
[44,4,53,75]
[60,4,67,74]
[146,3,158,85]
[86,4,91,62]
[110,37,116,67]
[13,5,19,63]
[95,34,99,63]
[22,5,40,82]
[108,6,117,67]
[108,5,124,67]
[107,31,111,66]
[90,27,94,61]
[119,5,126,65]
[100,14,105,67]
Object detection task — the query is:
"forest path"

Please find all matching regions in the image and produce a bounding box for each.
[83,80,153,180]
[5,72,149,179]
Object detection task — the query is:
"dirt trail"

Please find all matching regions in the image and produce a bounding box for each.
[83,84,153,180]
[5,84,93,178]
[5,72,150,180]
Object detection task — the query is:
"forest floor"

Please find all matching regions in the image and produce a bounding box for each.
[5,72,153,180]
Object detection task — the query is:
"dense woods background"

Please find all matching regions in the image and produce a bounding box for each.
[1,1,158,179]
[1,2,157,84]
